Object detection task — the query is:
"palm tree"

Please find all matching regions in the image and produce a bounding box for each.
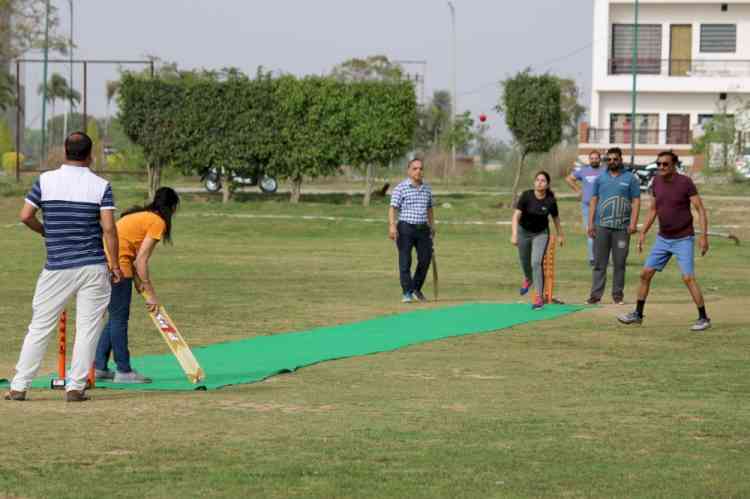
[38,73,81,145]
[105,80,120,139]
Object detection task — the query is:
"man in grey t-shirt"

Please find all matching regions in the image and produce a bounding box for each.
[566,150,603,266]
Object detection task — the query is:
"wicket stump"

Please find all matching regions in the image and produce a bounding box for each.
[50,310,96,390]
[531,235,557,305]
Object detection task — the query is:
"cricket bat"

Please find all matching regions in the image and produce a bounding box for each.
[135,277,205,384]
[432,248,439,301]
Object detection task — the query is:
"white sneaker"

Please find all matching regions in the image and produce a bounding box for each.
[690,318,711,332]
[113,370,152,384]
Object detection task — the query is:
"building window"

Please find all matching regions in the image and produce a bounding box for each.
[609,113,659,144]
[698,114,734,126]
[610,24,662,75]
[700,24,736,53]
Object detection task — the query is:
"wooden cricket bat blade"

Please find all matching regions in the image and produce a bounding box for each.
[432,252,439,301]
[148,305,206,384]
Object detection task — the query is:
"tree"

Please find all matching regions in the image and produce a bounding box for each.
[448,111,475,155]
[692,103,737,171]
[268,75,349,203]
[331,55,415,205]
[331,55,403,82]
[37,73,80,145]
[118,73,184,197]
[0,0,68,60]
[86,119,103,169]
[0,119,13,155]
[556,77,586,144]
[474,122,509,165]
[346,80,418,206]
[0,70,14,111]
[414,90,452,151]
[118,66,280,200]
[105,80,121,139]
[497,70,562,207]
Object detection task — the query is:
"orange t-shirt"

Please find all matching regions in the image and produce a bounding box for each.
[114,211,166,278]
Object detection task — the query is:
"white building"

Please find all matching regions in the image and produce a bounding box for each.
[580,0,750,167]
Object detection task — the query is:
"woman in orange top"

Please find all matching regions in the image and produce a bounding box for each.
[94,187,180,384]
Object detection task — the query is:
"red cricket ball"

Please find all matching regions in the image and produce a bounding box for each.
[479,114,487,122]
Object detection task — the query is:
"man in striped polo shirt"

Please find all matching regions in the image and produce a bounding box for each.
[5,132,122,403]
[388,158,435,303]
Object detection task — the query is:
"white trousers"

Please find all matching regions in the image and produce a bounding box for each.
[11,264,111,392]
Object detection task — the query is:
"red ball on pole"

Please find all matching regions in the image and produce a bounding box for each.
[479,114,487,123]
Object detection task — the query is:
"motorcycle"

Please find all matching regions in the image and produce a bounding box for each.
[633,161,685,191]
[201,167,279,194]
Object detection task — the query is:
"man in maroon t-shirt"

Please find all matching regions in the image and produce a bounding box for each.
[618,151,711,331]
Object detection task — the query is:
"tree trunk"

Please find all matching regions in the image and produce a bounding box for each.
[362,164,374,207]
[290,175,302,203]
[509,151,528,209]
[147,163,162,199]
[222,169,231,204]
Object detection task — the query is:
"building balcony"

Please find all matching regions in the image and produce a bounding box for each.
[585,127,692,145]
[608,58,750,78]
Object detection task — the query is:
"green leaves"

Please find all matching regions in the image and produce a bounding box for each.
[118,71,418,196]
[346,79,417,169]
[499,70,562,155]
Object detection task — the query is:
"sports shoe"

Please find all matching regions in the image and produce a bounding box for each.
[690,318,711,332]
[617,311,643,325]
[613,297,626,305]
[4,390,26,401]
[519,278,531,296]
[413,290,428,302]
[95,369,115,381]
[65,389,89,402]
[401,292,413,303]
[532,297,544,310]
[113,370,152,384]
[585,297,601,305]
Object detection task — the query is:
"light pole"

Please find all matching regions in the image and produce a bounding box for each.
[64,0,74,139]
[40,0,50,164]
[630,0,639,167]
[448,1,456,174]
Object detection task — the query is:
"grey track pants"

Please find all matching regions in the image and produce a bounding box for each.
[590,226,630,301]
[517,226,549,298]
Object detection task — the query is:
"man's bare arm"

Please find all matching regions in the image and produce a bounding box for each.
[100,209,122,282]
[19,203,44,236]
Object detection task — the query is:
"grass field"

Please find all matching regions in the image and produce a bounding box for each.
[1,174,749,498]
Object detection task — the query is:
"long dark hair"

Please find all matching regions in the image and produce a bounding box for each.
[534,170,555,198]
[121,187,180,244]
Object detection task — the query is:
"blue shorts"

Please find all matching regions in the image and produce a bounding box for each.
[644,235,695,276]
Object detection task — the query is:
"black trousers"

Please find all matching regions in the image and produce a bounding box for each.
[396,221,433,294]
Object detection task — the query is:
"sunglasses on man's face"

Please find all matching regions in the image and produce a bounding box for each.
[657,161,672,167]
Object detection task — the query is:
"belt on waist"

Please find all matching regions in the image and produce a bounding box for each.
[398,221,430,229]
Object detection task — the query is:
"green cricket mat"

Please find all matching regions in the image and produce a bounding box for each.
[1,303,583,392]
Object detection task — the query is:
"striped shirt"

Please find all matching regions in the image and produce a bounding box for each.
[390,179,433,224]
[25,165,115,271]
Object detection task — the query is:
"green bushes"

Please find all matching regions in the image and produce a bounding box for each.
[118,71,417,202]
